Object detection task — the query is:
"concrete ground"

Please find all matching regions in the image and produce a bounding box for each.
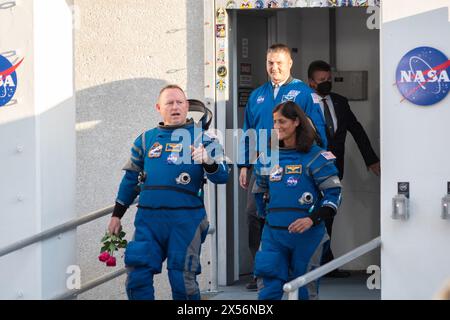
[204,273,381,300]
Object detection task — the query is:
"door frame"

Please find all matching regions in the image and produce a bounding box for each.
[204,0,381,286]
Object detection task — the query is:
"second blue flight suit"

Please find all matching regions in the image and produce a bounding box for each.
[239,77,328,167]
[253,145,342,300]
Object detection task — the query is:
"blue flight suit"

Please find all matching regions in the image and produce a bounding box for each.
[239,77,328,167]
[116,120,229,300]
[253,145,342,300]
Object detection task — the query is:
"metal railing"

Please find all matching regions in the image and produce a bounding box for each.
[283,236,381,300]
[1,195,377,301]
[53,229,217,300]
[0,200,217,300]
[52,267,128,300]
[0,202,129,259]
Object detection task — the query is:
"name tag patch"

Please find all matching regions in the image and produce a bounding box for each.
[285,165,302,175]
[166,143,183,153]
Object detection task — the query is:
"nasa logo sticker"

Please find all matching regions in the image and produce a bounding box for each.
[286,176,299,187]
[167,153,179,165]
[257,96,265,104]
[0,55,23,108]
[396,46,450,106]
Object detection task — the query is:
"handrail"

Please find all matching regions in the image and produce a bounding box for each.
[283,236,381,300]
[0,201,137,259]
[1,198,218,300]
[52,267,128,300]
[51,226,216,300]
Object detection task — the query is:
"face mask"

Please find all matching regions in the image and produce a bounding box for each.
[317,81,332,96]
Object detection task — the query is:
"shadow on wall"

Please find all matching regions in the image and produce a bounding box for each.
[76,78,167,215]
[75,77,216,300]
[185,0,205,98]
[75,78,176,300]
[0,95,76,299]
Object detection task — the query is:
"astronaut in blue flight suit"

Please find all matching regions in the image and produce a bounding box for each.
[239,44,327,177]
[107,85,229,300]
[253,101,342,300]
[238,44,328,291]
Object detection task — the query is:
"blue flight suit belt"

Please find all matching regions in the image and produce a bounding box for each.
[140,185,201,197]
[137,185,204,211]
[264,207,311,230]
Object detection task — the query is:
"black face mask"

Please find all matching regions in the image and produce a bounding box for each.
[316,81,332,96]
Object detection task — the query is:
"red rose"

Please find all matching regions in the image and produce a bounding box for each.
[98,251,111,262]
[99,230,127,267]
[106,256,116,267]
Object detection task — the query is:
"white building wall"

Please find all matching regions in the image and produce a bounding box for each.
[381,0,450,299]
[2,0,449,301]
[74,0,206,300]
[0,0,75,299]
[0,0,40,300]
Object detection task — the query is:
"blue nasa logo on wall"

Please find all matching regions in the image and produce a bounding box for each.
[396,46,450,106]
[0,54,21,107]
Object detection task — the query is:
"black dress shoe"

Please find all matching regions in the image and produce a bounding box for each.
[245,278,258,291]
[324,269,351,278]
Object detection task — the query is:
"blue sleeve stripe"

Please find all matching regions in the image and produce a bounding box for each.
[318,176,342,190]
[314,173,335,183]
[132,145,143,157]
[311,161,336,176]
[305,150,324,174]
[130,154,142,163]
[122,159,143,172]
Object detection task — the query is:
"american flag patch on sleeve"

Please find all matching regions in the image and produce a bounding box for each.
[321,151,336,160]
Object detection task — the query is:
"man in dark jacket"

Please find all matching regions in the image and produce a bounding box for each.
[308,60,380,277]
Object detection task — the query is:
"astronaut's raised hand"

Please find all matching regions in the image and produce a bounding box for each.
[191,143,214,165]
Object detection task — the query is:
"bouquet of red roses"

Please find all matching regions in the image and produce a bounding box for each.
[98,231,128,267]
